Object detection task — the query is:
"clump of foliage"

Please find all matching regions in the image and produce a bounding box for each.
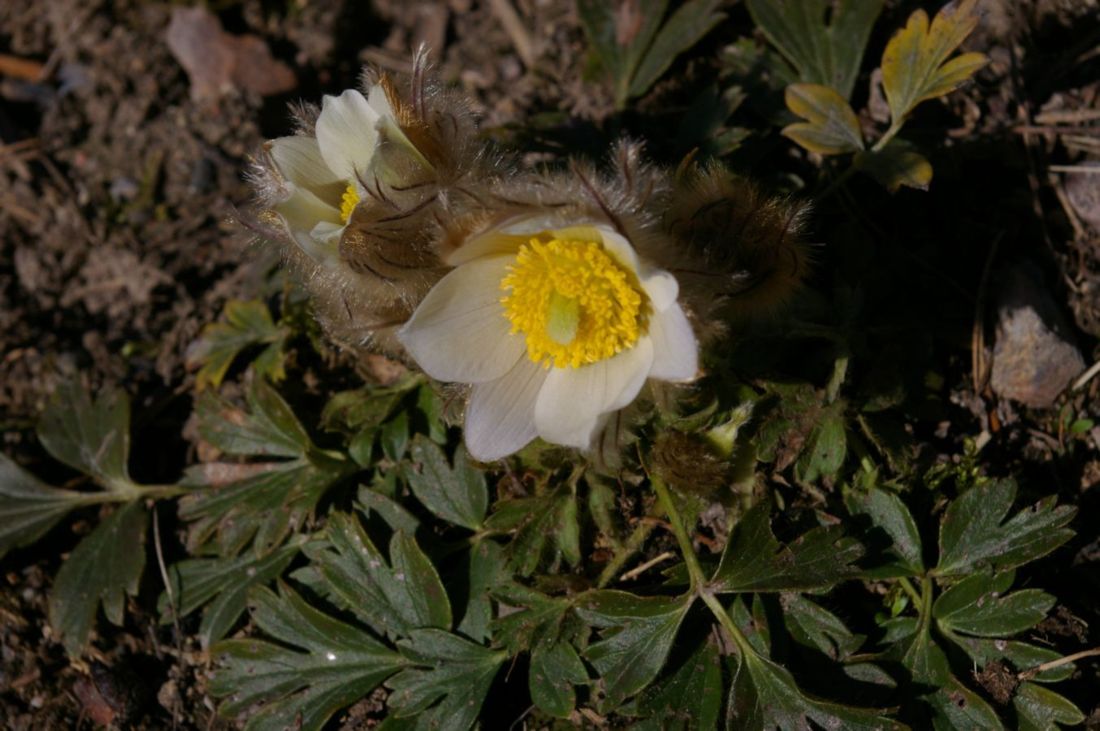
[1,1,1094,729]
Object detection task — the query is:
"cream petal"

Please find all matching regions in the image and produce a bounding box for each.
[647,305,698,382]
[274,188,342,262]
[596,227,641,275]
[397,256,526,384]
[465,358,548,461]
[310,220,345,246]
[267,137,343,203]
[534,337,655,450]
[316,89,381,184]
[640,269,680,311]
[444,214,561,267]
[598,226,680,310]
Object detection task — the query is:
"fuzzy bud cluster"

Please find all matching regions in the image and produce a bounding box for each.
[248,53,810,462]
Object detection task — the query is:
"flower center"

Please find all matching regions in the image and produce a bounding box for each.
[500,237,647,369]
[339,183,359,224]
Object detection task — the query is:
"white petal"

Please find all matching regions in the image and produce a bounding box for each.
[597,226,680,310]
[647,305,698,382]
[465,358,548,461]
[641,269,680,311]
[316,89,381,183]
[534,338,655,450]
[596,227,641,275]
[310,220,345,246]
[397,256,526,384]
[366,84,396,117]
[267,137,343,202]
[445,215,552,267]
[274,188,342,262]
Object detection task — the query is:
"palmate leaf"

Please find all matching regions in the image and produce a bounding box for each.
[710,504,862,593]
[180,379,353,554]
[575,590,694,709]
[387,629,507,730]
[782,83,864,155]
[627,636,723,730]
[48,501,147,656]
[302,511,451,641]
[529,639,589,719]
[37,381,135,494]
[745,0,884,99]
[159,540,302,648]
[1013,683,1085,731]
[948,636,1075,684]
[935,479,1076,578]
[924,675,1003,731]
[728,642,903,730]
[0,454,87,559]
[577,0,725,108]
[186,299,288,390]
[844,485,924,578]
[933,570,1054,638]
[403,437,487,531]
[210,583,407,731]
[854,138,934,192]
[880,0,988,124]
[486,486,580,576]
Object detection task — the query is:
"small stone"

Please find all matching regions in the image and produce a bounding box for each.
[1064,161,1100,232]
[990,263,1085,408]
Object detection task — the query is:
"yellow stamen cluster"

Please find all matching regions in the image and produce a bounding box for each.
[501,237,647,369]
[339,183,360,223]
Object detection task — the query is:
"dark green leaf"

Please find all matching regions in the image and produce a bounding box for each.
[186,299,287,390]
[577,0,667,107]
[492,488,581,576]
[925,675,1004,731]
[934,571,1054,637]
[793,402,848,483]
[210,584,406,731]
[854,138,933,192]
[0,453,85,559]
[782,594,864,660]
[160,541,301,648]
[628,0,726,100]
[415,384,446,444]
[380,410,409,462]
[1013,682,1084,731]
[196,379,312,459]
[632,636,722,730]
[37,382,134,493]
[404,437,487,530]
[357,483,421,535]
[728,641,902,730]
[946,637,1076,684]
[576,591,693,708]
[387,629,506,730]
[303,512,450,640]
[711,504,862,593]
[844,485,924,577]
[529,640,589,719]
[899,621,950,686]
[745,0,884,99]
[48,501,147,656]
[936,479,1076,577]
[492,584,573,655]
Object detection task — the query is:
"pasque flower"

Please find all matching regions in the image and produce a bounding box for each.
[265,85,425,264]
[398,216,699,461]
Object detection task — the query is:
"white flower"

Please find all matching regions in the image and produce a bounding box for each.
[397,216,699,461]
[266,86,411,263]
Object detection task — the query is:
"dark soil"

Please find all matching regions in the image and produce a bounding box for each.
[1,0,1099,728]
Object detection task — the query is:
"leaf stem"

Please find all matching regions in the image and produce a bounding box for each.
[898,576,923,607]
[650,474,706,590]
[596,519,656,589]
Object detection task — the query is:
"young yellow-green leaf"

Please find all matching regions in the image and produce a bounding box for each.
[933,571,1055,637]
[37,382,135,494]
[404,437,487,531]
[844,485,924,577]
[302,512,451,640]
[782,83,864,155]
[529,640,589,719]
[0,454,86,559]
[854,139,934,192]
[48,501,147,656]
[745,0,884,99]
[935,479,1076,578]
[710,504,862,593]
[210,583,406,731]
[1013,682,1085,731]
[728,641,903,730]
[186,299,287,391]
[159,541,301,648]
[387,629,507,730]
[880,0,988,124]
[576,591,694,709]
